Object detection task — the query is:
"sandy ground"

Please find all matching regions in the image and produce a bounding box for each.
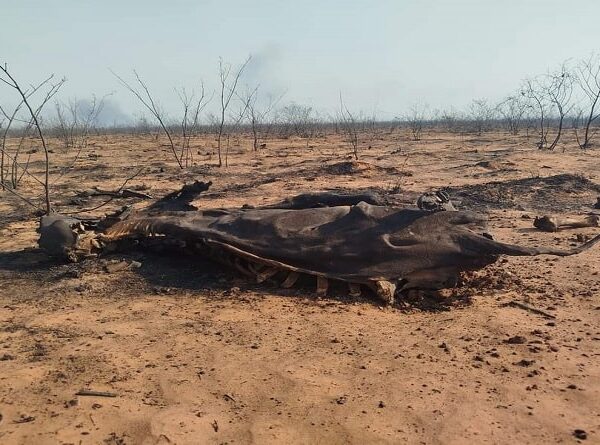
[1,129,599,444]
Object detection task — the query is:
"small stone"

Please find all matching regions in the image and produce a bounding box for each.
[514,359,535,367]
[335,395,347,405]
[505,336,527,345]
[64,399,78,408]
[573,429,587,440]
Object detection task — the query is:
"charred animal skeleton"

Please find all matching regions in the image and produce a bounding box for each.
[103,204,599,305]
[39,192,600,305]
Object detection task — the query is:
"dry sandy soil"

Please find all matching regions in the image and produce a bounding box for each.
[1,130,599,444]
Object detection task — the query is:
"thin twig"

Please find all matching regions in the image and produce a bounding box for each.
[62,166,146,215]
[75,389,117,398]
[505,300,557,319]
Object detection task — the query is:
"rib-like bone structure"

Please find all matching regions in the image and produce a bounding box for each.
[281,271,300,288]
[256,267,280,283]
[534,214,599,232]
[316,276,329,297]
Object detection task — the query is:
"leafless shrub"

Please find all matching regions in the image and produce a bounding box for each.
[277,103,320,146]
[112,70,212,167]
[0,101,23,190]
[497,94,528,135]
[360,111,379,142]
[337,94,360,160]
[176,85,210,167]
[522,78,551,149]
[54,95,107,150]
[7,123,36,189]
[0,63,65,214]
[522,64,574,150]
[468,99,495,135]
[221,86,256,167]
[111,70,185,168]
[574,54,600,149]
[406,104,428,141]
[239,86,285,151]
[544,65,575,151]
[216,56,251,167]
[437,108,461,133]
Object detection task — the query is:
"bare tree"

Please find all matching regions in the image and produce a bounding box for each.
[240,86,285,151]
[436,107,461,133]
[544,65,574,151]
[468,99,495,135]
[574,54,600,149]
[223,88,254,167]
[8,121,36,189]
[497,94,528,135]
[277,103,318,145]
[111,70,184,168]
[0,101,23,190]
[0,63,65,214]
[522,77,551,149]
[522,66,575,151]
[405,103,428,141]
[176,84,210,167]
[216,56,251,167]
[54,95,107,150]
[338,94,360,160]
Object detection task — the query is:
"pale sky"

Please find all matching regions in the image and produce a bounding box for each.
[2,0,599,123]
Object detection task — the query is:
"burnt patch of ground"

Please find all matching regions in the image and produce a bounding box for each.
[448,173,600,212]
[0,194,40,230]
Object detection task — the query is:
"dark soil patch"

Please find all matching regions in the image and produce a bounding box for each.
[322,161,404,176]
[448,174,600,212]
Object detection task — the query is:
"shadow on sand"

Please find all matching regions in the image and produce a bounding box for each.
[0,247,474,313]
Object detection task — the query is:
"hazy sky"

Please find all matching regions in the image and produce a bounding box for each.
[2,0,600,123]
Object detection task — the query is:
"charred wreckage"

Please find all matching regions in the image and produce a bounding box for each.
[38,183,600,305]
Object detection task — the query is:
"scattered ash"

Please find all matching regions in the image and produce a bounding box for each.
[447,174,600,212]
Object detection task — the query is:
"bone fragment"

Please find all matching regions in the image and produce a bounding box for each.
[534,215,599,232]
[374,280,397,305]
[247,262,266,275]
[316,276,329,297]
[281,271,300,288]
[233,258,253,277]
[256,267,280,283]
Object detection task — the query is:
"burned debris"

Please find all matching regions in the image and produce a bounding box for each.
[36,184,600,306]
